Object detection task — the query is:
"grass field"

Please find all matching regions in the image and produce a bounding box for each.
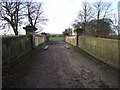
[49,37,64,41]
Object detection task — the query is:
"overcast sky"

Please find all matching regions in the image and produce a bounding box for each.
[42,0,82,34]
[0,0,119,35]
[37,0,119,34]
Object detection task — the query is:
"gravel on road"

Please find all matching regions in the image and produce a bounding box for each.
[3,40,119,88]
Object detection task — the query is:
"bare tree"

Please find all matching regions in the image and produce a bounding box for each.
[77,0,94,31]
[26,1,48,33]
[92,0,112,37]
[0,0,47,35]
[0,0,24,35]
[112,14,119,35]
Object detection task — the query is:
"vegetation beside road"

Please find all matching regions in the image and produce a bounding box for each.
[49,37,93,60]
[3,42,47,81]
[67,43,94,60]
[20,42,47,63]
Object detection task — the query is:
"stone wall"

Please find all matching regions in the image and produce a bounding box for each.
[65,36,76,46]
[78,36,120,69]
[35,35,47,46]
[2,35,47,64]
[65,36,120,69]
[2,35,32,64]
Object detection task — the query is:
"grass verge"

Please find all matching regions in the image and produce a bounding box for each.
[20,42,47,64]
[66,42,95,60]
[66,42,114,67]
[2,42,47,80]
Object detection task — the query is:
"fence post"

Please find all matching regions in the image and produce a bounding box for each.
[23,26,37,49]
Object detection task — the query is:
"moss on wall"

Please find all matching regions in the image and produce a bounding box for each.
[78,36,119,69]
[2,35,47,64]
[2,35,32,64]
[65,36,119,69]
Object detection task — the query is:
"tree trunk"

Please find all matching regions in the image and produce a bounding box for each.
[76,33,79,46]
[96,11,100,37]
[13,25,18,35]
[11,22,18,35]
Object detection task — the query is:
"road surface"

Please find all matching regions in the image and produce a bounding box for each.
[3,40,119,88]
